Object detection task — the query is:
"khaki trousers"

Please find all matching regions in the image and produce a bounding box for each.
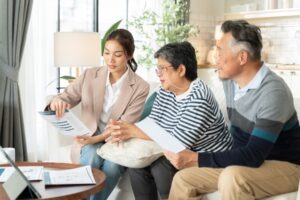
[169,161,300,200]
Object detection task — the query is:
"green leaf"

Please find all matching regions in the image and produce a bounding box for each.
[60,75,76,80]
[101,19,122,55]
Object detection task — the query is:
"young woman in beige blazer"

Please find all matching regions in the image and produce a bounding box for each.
[49,29,149,200]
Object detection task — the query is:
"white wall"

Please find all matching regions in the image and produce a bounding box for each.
[189,0,300,65]
[188,0,224,66]
[258,19,300,65]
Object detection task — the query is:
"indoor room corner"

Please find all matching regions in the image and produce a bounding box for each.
[1,0,300,199]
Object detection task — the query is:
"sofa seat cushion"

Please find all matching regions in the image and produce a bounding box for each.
[198,191,298,200]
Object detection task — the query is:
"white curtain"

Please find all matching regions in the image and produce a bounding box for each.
[19,0,58,161]
[18,0,164,162]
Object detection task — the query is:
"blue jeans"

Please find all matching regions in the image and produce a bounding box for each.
[80,142,125,200]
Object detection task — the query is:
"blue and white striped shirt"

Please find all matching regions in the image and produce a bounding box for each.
[149,79,232,153]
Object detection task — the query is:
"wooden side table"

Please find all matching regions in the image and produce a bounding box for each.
[0,162,105,200]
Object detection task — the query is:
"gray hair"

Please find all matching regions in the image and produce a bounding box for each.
[154,41,198,81]
[229,38,256,59]
[221,20,262,60]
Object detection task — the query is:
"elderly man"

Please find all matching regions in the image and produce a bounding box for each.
[165,20,300,200]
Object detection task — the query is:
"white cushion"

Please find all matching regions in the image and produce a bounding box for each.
[97,138,163,168]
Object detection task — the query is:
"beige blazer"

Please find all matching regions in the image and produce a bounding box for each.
[56,66,150,163]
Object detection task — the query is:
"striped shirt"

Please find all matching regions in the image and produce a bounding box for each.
[149,79,232,153]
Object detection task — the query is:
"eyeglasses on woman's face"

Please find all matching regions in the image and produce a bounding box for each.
[155,65,172,75]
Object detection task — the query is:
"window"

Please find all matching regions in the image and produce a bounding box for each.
[57,0,164,88]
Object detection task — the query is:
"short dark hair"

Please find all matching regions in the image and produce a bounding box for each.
[221,20,262,60]
[154,41,198,81]
[106,29,138,72]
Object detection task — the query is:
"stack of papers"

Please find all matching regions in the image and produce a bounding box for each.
[43,165,96,186]
[0,166,44,182]
[0,165,96,187]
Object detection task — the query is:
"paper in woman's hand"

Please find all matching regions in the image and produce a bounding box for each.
[135,117,185,153]
[39,110,91,136]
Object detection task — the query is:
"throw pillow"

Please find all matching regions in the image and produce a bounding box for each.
[97,138,163,168]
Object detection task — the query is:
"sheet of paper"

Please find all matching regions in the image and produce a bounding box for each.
[43,165,96,185]
[135,117,186,153]
[39,110,91,136]
[0,166,44,182]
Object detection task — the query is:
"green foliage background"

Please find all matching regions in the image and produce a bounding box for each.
[130,0,199,69]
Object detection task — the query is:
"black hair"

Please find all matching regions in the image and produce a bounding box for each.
[106,29,137,72]
[154,41,198,81]
[221,20,262,60]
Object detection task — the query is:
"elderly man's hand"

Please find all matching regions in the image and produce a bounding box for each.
[164,149,198,169]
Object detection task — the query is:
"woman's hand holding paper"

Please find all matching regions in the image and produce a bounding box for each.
[50,97,71,118]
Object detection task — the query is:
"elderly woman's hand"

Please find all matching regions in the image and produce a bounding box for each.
[105,119,150,143]
[105,119,137,143]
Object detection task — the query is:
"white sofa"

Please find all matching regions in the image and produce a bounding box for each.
[107,68,300,200]
[47,68,299,200]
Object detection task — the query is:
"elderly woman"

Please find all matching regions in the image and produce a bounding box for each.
[107,41,232,200]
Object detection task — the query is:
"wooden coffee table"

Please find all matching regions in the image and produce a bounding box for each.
[0,162,106,200]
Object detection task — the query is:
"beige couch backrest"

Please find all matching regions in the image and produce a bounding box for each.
[197,68,300,122]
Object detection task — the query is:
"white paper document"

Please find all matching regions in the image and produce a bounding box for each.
[43,165,96,186]
[0,166,44,182]
[39,110,91,136]
[135,117,186,153]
